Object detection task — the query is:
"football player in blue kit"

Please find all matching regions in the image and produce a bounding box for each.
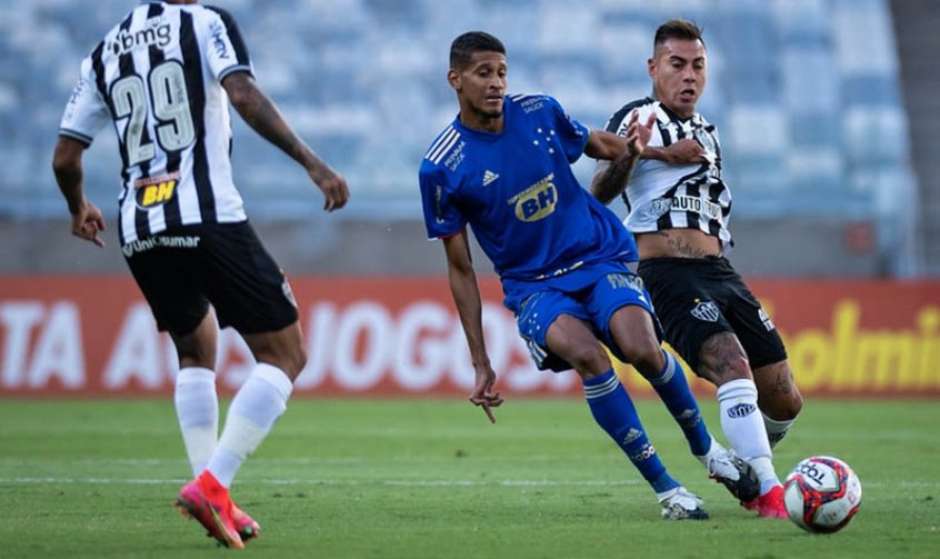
[418,31,758,519]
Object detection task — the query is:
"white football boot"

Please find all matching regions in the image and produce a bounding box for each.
[657,486,709,520]
[697,438,760,503]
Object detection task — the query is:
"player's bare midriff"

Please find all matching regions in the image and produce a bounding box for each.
[636,228,721,259]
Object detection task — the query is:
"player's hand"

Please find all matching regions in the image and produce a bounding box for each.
[309,167,350,212]
[70,200,106,247]
[469,363,503,424]
[625,110,657,157]
[661,138,707,165]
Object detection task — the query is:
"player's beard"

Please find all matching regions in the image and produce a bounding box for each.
[473,101,502,120]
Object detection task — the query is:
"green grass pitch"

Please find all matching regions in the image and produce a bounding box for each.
[1,398,938,558]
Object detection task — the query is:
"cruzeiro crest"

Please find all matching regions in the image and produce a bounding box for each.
[690,299,720,322]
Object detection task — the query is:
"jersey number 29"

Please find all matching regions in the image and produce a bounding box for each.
[111,60,195,166]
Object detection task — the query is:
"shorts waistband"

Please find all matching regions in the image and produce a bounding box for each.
[638,255,727,267]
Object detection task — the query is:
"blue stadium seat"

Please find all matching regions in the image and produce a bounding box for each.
[0,0,914,224]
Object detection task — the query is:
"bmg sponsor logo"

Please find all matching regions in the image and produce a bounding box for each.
[111,20,172,56]
[508,173,557,222]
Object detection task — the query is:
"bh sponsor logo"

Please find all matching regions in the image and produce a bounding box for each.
[134,173,179,210]
[508,173,557,222]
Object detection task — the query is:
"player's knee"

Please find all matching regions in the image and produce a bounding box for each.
[774,389,804,421]
[702,353,751,385]
[757,363,804,420]
[619,339,663,378]
[788,392,804,419]
[289,344,309,377]
[698,333,752,385]
[274,344,308,379]
[566,344,610,375]
[174,338,214,369]
[255,352,305,380]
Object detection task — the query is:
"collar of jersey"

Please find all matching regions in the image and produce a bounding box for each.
[452,100,512,142]
[656,100,698,123]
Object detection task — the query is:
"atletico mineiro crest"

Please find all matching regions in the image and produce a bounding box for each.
[690,298,720,322]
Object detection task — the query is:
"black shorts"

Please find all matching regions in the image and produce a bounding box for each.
[637,256,787,375]
[123,221,298,337]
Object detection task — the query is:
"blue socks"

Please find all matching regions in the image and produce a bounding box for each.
[648,350,712,457]
[583,370,680,494]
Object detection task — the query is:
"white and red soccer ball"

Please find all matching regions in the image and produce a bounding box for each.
[784,456,862,533]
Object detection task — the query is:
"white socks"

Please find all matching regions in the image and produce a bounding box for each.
[174,367,219,476]
[694,435,720,467]
[763,412,796,449]
[717,378,780,495]
[206,363,294,488]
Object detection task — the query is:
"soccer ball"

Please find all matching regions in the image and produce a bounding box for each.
[783,456,862,533]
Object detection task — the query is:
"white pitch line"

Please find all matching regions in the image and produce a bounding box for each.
[0,477,937,489]
[0,456,576,466]
[0,477,940,489]
[0,477,641,487]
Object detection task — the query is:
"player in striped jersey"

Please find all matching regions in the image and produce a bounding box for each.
[420,31,764,521]
[51,0,348,548]
[592,19,803,518]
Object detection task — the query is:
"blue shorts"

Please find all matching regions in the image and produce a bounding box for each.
[511,261,660,372]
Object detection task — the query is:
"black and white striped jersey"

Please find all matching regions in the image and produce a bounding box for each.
[59,1,252,245]
[597,97,733,250]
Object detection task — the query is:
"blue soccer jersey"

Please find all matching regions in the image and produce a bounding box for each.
[418,94,638,308]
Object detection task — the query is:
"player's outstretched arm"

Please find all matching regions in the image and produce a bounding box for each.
[222,73,349,212]
[52,137,106,247]
[588,111,656,204]
[642,138,707,165]
[442,229,503,423]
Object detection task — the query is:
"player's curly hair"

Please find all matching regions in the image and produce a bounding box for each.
[654,19,706,49]
[450,31,506,70]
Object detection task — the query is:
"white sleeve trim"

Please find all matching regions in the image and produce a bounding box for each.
[58,128,94,146]
[217,64,253,82]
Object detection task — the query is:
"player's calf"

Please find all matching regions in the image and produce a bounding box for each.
[700,333,783,498]
[608,307,714,467]
[243,321,308,380]
[754,360,803,448]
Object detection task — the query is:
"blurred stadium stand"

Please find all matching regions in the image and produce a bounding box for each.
[0,0,932,276]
